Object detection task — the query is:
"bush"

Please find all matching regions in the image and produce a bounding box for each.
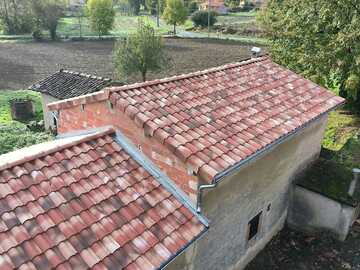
[86,0,115,37]
[188,2,198,14]
[191,10,217,28]
[0,123,52,155]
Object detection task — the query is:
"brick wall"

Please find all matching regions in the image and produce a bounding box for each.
[57,100,199,202]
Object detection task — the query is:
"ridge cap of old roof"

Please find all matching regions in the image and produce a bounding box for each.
[0,126,115,172]
[60,69,112,82]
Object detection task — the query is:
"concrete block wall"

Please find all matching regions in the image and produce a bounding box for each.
[288,185,359,241]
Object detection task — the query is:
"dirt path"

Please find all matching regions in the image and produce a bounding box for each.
[0,38,253,90]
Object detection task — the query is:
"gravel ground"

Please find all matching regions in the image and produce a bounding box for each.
[0,38,254,90]
[246,220,360,270]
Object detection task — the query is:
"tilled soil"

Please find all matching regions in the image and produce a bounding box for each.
[246,220,360,270]
[0,38,254,90]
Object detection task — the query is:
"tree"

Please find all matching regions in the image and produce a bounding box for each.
[114,20,169,82]
[258,0,360,107]
[191,10,217,28]
[86,0,115,37]
[128,0,141,14]
[162,0,187,35]
[32,0,65,40]
[0,0,34,34]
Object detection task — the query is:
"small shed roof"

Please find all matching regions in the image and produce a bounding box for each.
[29,70,112,100]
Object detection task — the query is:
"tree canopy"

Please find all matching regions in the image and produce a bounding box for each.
[162,0,188,34]
[32,0,66,40]
[86,0,115,37]
[258,0,360,106]
[114,20,169,82]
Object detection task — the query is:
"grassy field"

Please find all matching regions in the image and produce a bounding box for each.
[0,90,52,155]
[0,10,266,44]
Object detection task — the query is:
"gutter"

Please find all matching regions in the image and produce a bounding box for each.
[196,102,345,213]
[158,226,208,270]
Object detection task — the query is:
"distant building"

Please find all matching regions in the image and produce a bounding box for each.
[29,70,111,130]
[199,0,229,14]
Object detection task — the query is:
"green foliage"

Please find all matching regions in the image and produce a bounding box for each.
[114,20,169,81]
[0,0,34,34]
[191,10,217,28]
[145,0,165,15]
[224,0,240,9]
[162,0,188,34]
[345,74,360,101]
[0,123,52,155]
[128,0,141,15]
[32,0,66,40]
[86,0,115,37]
[187,2,198,14]
[258,0,360,107]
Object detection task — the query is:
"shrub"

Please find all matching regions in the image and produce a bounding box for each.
[188,2,198,14]
[191,10,217,28]
[0,123,52,155]
[114,20,169,82]
[86,0,115,37]
[162,0,188,35]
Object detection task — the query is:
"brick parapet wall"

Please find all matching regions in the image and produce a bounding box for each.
[56,100,199,203]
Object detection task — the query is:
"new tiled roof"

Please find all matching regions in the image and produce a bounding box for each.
[106,56,345,183]
[0,128,207,270]
[29,70,111,100]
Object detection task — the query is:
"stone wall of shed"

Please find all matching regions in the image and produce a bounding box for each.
[165,116,329,270]
[56,101,199,202]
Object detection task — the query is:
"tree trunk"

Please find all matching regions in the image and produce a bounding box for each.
[141,70,147,82]
[50,27,57,41]
[173,24,176,35]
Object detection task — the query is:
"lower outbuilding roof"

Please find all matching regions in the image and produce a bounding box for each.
[29,70,111,100]
[0,127,207,270]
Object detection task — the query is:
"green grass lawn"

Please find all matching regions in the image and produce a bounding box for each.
[58,14,193,38]
[0,90,53,155]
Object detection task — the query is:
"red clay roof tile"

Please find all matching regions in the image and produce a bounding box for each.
[0,129,207,270]
[103,57,345,183]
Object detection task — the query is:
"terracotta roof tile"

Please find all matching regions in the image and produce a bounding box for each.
[0,129,207,270]
[104,57,345,183]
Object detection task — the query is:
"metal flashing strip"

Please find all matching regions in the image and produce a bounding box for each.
[114,130,209,227]
[56,125,114,139]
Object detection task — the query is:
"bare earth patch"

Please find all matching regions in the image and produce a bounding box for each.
[0,38,254,90]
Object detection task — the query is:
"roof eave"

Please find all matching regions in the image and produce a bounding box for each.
[211,100,346,185]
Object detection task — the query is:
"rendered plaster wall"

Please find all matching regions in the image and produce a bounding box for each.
[166,116,329,270]
[41,93,59,130]
[288,185,359,241]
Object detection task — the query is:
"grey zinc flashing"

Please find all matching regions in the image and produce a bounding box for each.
[114,130,210,227]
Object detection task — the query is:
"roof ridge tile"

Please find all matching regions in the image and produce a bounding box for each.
[0,127,115,172]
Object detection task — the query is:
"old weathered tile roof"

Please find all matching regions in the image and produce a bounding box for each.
[29,70,111,100]
[0,128,207,269]
[48,57,345,184]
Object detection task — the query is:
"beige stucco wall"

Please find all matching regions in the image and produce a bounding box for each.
[166,115,329,270]
[41,93,59,130]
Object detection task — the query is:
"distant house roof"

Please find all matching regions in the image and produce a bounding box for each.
[49,56,345,184]
[29,70,112,100]
[0,127,207,269]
